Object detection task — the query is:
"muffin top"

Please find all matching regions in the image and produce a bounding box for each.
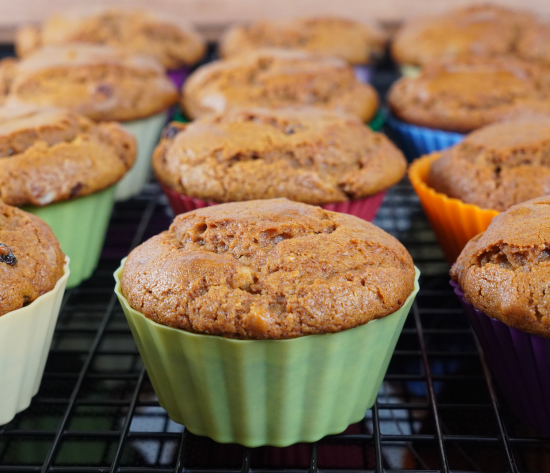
[121,198,415,340]
[451,196,550,338]
[392,4,534,67]
[182,48,379,121]
[516,21,550,66]
[0,202,65,316]
[16,7,206,69]
[0,44,178,121]
[153,108,406,204]
[0,102,136,206]
[220,16,386,65]
[388,56,550,132]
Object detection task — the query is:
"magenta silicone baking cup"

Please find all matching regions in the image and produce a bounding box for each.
[450,280,550,437]
[166,67,191,90]
[160,184,386,221]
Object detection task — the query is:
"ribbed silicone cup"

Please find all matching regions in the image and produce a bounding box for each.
[23,186,116,288]
[114,262,420,447]
[167,67,191,90]
[385,113,465,161]
[160,184,386,221]
[0,259,70,426]
[353,65,374,83]
[451,281,550,437]
[409,155,499,264]
[116,112,168,201]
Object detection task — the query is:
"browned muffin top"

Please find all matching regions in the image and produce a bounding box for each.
[220,16,386,65]
[516,21,550,65]
[182,48,379,121]
[392,4,534,67]
[0,102,136,206]
[16,7,206,69]
[428,119,550,212]
[0,44,178,121]
[121,199,415,339]
[451,196,550,338]
[153,108,406,204]
[388,56,550,132]
[0,202,65,316]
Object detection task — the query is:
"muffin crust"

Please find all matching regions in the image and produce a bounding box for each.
[451,196,550,337]
[121,199,415,339]
[0,202,65,316]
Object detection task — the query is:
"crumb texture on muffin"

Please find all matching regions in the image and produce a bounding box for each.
[0,103,136,206]
[182,49,379,121]
[121,199,415,339]
[0,202,65,316]
[220,16,386,64]
[428,119,550,211]
[153,108,406,204]
[451,196,550,337]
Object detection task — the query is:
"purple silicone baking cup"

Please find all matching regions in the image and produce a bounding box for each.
[167,67,191,90]
[450,280,550,437]
[385,113,465,161]
[353,65,374,84]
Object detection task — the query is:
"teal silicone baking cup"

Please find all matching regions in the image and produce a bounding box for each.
[24,185,116,288]
[114,261,420,447]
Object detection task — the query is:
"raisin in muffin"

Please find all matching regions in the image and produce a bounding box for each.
[182,49,379,121]
[121,198,415,339]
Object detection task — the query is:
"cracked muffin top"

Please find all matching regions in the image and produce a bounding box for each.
[392,4,535,67]
[153,108,406,204]
[181,49,379,121]
[0,202,65,316]
[388,56,550,132]
[220,16,386,65]
[428,119,550,212]
[0,44,178,121]
[451,196,550,337]
[15,7,206,69]
[121,198,416,339]
[0,102,136,206]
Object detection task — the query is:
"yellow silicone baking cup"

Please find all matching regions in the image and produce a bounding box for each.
[408,154,499,264]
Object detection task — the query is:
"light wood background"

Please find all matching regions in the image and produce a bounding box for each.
[1,0,550,42]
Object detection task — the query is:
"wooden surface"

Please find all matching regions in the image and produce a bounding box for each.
[1,0,550,42]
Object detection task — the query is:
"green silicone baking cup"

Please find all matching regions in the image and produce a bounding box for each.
[114,261,419,447]
[24,185,116,288]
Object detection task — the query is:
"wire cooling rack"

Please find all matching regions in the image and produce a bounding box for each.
[1,48,549,473]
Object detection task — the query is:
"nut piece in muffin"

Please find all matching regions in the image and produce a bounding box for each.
[121,198,415,339]
[0,202,64,316]
[182,49,379,121]
[220,16,386,65]
[428,119,550,212]
[16,7,206,69]
[451,196,550,338]
[0,102,136,206]
[388,56,550,133]
[0,44,178,121]
[392,4,534,67]
[153,107,406,204]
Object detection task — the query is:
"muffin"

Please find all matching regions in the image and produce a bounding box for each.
[516,21,550,66]
[450,196,550,436]
[181,48,379,122]
[0,102,136,287]
[0,44,178,200]
[0,202,69,425]
[409,118,550,264]
[115,198,419,445]
[153,107,406,220]
[386,56,550,159]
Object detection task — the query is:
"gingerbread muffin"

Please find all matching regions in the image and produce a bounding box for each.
[121,198,415,340]
[428,119,550,212]
[0,202,65,316]
[16,7,206,69]
[181,49,379,121]
[392,4,534,68]
[388,56,550,133]
[0,103,136,207]
[220,16,386,65]
[0,44,178,122]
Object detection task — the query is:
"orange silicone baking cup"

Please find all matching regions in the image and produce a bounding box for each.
[408,154,499,265]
